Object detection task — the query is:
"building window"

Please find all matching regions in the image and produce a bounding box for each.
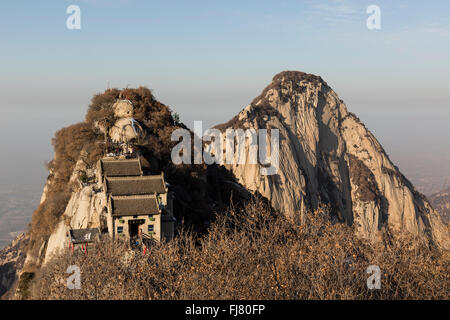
[148,224,154,232]
[117,226,123,234]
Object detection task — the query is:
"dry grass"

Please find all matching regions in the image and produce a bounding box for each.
[30,199,449,300]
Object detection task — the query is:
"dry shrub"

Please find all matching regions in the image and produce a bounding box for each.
[30,199,449,300]
[49,122,96,186]
[119,87,179,159]
[86,86,181,159]
[84,141,105,166]
[30,123,96,242]
[85,88,120,128]
[120,87,174,130]
[30,191,71,241]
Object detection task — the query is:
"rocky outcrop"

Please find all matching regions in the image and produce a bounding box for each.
[113,100,134,118]
[0,233,29,299]
[42,186,106,264]
[216,71,449,249]
[109,118,146,144]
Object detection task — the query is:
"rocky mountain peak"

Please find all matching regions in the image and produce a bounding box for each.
[251,70,328,106]
[217,71,449,250]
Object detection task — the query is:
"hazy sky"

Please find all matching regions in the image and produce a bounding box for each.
[0,0,449,194]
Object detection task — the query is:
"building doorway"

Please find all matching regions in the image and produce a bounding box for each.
[128,219,145,247]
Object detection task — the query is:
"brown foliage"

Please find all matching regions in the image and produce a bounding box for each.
[86,86,180,159]
[120,87,179,159]
[49,123,96,185]
[29,124,99,250]
[85,88,120,128]
[30,199,449,300]
[30,191,71,242]
[120,87,173,128]
[30,123,97,241]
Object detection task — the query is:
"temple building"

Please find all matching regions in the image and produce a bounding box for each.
[94,99,176,245]
[97,157,175,244]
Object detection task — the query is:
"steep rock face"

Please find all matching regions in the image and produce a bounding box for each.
[24,155,105,268]
[216,71,449,249]
[42,186,106,264]
[0,233,29,299]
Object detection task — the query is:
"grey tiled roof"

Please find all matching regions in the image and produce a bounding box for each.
[69,228,100,244]
[111,194,160,216]
[100,158,142,177]
[106,175,166,196]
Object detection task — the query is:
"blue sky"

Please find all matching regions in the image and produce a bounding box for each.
[0,0,449,194]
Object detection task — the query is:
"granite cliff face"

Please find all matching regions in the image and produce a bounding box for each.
[216,71,449,249]
[23,154,107,269]
[0,233,28,299]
